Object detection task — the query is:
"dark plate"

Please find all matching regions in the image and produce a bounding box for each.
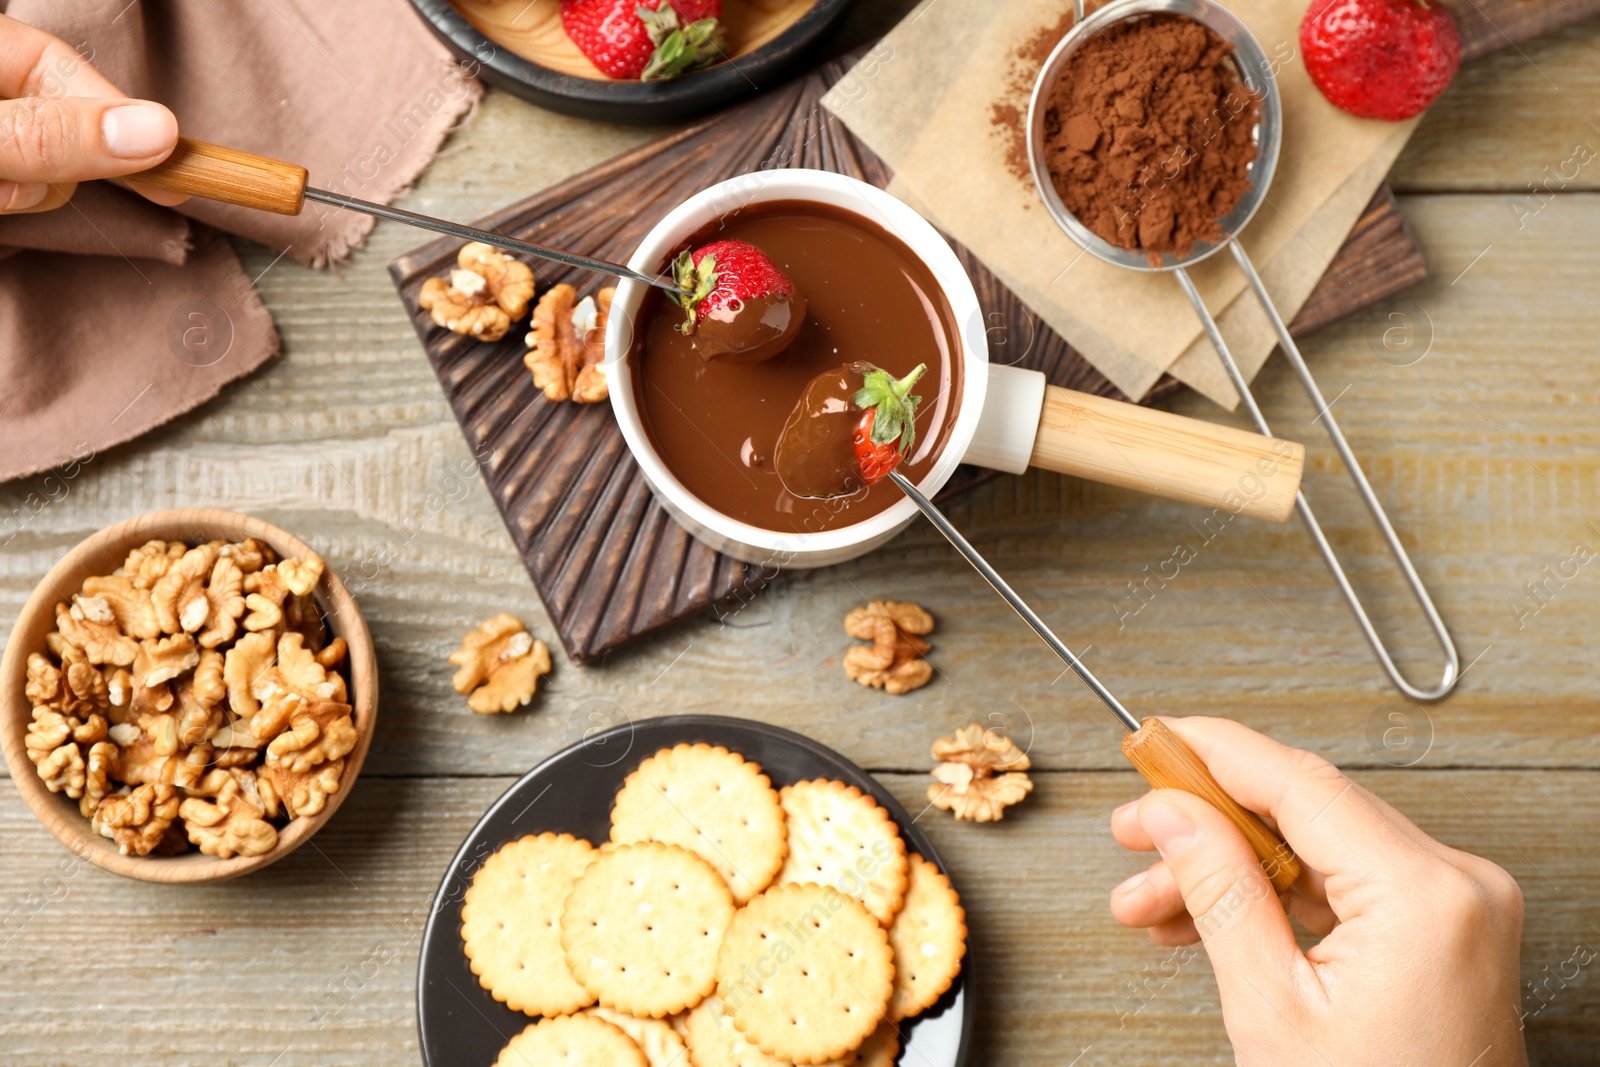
[416,714,972,1066]
[406,0,858,124]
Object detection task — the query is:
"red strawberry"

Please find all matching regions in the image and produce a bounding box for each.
[671,239,797,332]
[560,0,724,81]
[1301,0,1461,121]
[852,364,927,486]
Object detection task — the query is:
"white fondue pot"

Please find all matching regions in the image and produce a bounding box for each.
[118,146,1305,572]
[604,170,1302,569]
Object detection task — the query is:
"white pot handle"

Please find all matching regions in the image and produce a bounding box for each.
[965,364,1048,475]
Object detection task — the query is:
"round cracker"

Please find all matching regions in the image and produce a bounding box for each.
[611,743,787,904]
[776,780,908,926]
[886,854,966,1021]
[585,1005,690,1067]
[462,832,597,1016]
[562,841,737,1017]
[684,996,856,1067]
[850,1022,899,1067]
[493,1014,648,1067]
[715,883,893,1064]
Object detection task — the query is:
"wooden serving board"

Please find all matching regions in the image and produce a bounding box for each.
[389,48,1427,664]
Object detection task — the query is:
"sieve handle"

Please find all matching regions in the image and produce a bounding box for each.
[1122,717,1301,894]
[1028,384,1302,523]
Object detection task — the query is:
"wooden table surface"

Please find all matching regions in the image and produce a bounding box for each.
[3,4,1598,1064]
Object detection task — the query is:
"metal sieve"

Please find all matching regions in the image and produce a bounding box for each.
[1027,0,1459,702]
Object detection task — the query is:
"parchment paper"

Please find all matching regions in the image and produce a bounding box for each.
[823,0,1420,408]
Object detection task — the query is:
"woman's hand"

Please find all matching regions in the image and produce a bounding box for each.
[1110,716,1528,1067]
[0,13,182,214]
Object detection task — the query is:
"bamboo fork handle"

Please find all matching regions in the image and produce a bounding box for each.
[131,137,308,216]
[1121,717,1302,894]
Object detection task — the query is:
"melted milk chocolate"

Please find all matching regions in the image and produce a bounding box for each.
[774,363,868,500]
[630,201,963,535]
[689,291,807,364]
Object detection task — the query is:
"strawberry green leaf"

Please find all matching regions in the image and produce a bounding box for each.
[671,250,720,333]
[854,363,927,455]
[639,6,726,81]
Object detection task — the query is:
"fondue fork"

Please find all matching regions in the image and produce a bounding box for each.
[887,470,1302,895]
[130,138,692,294]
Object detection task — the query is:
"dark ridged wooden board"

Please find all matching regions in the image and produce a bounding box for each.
[1443,0,1600,60]
[388,50,1427,665]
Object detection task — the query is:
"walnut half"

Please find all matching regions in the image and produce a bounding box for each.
[257,759,345,821]
[843,600,935,695]
[92,782,180,856]
[180,775,278,859]
[525,284,614,403]
[418,242,535,342]
[448,613,552,714]
[927,723,1034,823]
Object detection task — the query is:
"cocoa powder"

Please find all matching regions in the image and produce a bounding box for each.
[1041,14,1260,260]
[990,7,1080,183]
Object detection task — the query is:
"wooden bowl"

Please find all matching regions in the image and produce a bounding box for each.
[0,510,378,884]
[409,0,858,123]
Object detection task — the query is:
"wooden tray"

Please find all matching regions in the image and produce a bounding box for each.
[389,51,1427,666]
[1447,0,1600,60]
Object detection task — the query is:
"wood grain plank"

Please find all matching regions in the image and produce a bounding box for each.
[1394,21,1600,192]
[1285,186,1428,337]
[1,769,1593,1065]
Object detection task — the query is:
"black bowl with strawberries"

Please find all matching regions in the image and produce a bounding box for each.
[408,0,859,124]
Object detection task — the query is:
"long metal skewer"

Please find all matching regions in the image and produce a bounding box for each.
[888,471,1141,733]
[303,188,688,294]
[889,470,1305,893]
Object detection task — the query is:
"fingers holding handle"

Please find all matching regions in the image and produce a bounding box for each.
[0,13,179,213]
[1118,718,1314,1015]
[1122,716,1302,893]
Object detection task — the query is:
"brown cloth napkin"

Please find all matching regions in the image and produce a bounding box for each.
[0,0,482,482]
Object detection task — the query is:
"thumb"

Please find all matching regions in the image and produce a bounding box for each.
[1137,790,1309,1016]
[0,95,176,184]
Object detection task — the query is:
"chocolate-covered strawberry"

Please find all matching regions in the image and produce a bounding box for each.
[775,362,925,499]
[670,239,807,364]
[560,0,725,82]
[852,363,926,485]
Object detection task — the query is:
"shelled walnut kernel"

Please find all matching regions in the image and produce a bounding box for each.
[525,284,614,403]
[927,723,1033,823]
[21,538,355,859]
[449,613,552,714]
[843,600,935,695]
[419,242,536,342]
